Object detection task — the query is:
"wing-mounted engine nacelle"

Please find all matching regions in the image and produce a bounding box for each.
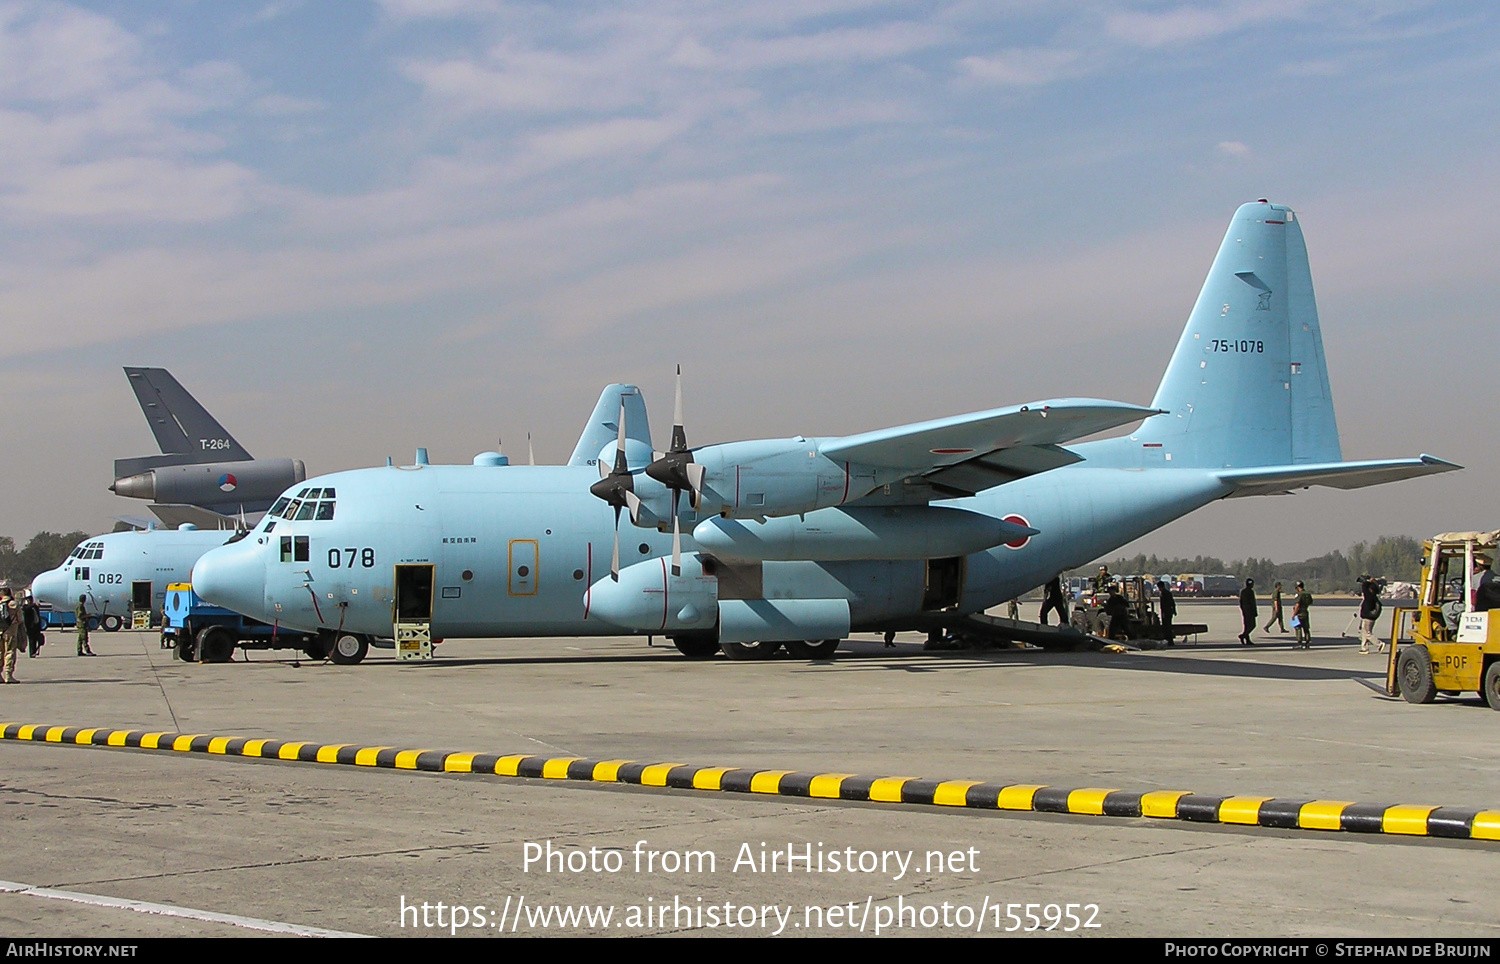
[693,505,1035,563]
[584,552,718,633]
[111,458,307,507]
[687,439,903,520]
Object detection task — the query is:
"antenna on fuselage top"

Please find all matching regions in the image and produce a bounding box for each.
[528,433,535,466]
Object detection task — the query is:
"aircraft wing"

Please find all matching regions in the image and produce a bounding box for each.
[147,503,242,530]
[1217,455,1461,498]
[821,399,1160,496]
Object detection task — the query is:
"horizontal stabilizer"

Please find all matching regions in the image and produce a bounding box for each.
[822,399,1158,472]
[1217,455,1461,498]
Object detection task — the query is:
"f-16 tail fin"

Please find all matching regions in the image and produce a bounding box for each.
[568,384,654,468]
[1133,201,1340,469]
[123,367,252,463]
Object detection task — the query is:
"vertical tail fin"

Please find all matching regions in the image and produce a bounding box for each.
[1134,201,1340,468]
[568,384,654,468]
[123,367,252,462]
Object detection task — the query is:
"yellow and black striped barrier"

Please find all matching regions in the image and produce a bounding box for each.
[5,722,1498,842]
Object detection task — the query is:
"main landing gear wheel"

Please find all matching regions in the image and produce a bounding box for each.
[719,640,783,661]
[784,639,840,660]
[669,633,720,658]
[100,614,123,633]
[1482,661,1500,711]
[1397,645,1437,704]
[329,634,369,665]
[197,626,236,664]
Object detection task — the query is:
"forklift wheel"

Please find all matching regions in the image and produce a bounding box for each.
[1397,645,1438,705]
[1482,662,1500,711]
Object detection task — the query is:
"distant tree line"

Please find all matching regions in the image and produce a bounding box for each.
[0,531,93,589]
[1075,535,1425,594]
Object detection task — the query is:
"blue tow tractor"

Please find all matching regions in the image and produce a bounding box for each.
[162,583,370,664]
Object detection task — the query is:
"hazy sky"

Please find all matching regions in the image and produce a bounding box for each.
[1,1,1493,561]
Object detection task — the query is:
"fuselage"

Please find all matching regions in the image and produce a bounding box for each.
[191,450,1233,640]
[31,526,238,618]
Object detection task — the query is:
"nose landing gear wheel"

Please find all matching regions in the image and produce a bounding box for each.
[329,634,369,665]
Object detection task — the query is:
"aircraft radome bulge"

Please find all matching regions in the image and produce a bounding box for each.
[178,523,197,531]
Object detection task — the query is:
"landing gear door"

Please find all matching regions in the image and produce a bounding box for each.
[394,564,434,661]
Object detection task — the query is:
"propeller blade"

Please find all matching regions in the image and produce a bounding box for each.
[624,488,643,526]
[686,462,706,507]
[611,505,622,580]
[671,490,682,577]
[671,364,685,452]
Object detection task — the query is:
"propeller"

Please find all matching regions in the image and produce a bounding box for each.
[644,366,702,576]
[588,399,635,579]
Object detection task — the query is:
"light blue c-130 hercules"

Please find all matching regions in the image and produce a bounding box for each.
[192,201,1458,662]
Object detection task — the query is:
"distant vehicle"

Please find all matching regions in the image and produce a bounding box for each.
[192,202,1456,661]
[29,525,239,630]
[1176,573,1239,597]
[161,583,349,664]
[110,367,307,529]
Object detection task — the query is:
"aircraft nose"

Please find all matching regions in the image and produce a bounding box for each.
[192,541,267,617]
[29,568,68,608]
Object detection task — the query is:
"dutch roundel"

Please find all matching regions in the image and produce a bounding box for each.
[218,473,238,492]
[1002,513,1031,550]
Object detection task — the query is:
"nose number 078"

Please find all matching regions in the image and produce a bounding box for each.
[327,548,376,568]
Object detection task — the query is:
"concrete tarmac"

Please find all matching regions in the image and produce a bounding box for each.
[1,602,1496,938]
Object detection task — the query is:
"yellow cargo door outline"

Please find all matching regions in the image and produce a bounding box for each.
[509,540,539,597]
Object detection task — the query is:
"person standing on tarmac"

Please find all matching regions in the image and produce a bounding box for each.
[75,595,96,657]
[1157,579,1176,646]
[21,591,44,658]
[1292,581,1313,649]
[0,588,22,682]
[1039,575,1069,626]
[1238,578,1258,645]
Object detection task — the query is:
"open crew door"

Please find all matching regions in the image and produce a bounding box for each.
[131,580,153,629]
[394,564,435,661]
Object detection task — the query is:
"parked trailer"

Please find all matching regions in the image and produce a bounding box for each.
[161,583,371,665]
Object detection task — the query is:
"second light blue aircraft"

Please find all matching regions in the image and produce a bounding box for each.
[192,201,1458,662]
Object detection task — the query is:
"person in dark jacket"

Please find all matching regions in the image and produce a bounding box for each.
[21,591,44,658]
[1238,578,1258,645]
[1476,560,1500,613]
[1039,575,1069,626]
[1103,586,1130,640]
[1157,579,1176,646]
[1357,576,1384,654]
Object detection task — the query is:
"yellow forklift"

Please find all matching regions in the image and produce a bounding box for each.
[1386,531,1500,707]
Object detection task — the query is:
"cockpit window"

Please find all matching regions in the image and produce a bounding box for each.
[315,501,335,520]
[321,488,335,499]
[284,499,303,519]
[297,488,310,498]
[269,497,291,517]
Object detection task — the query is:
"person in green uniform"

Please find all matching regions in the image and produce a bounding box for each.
[1291,581,1313,649]
[75,595,96,656]
[1263,582,1287,633]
